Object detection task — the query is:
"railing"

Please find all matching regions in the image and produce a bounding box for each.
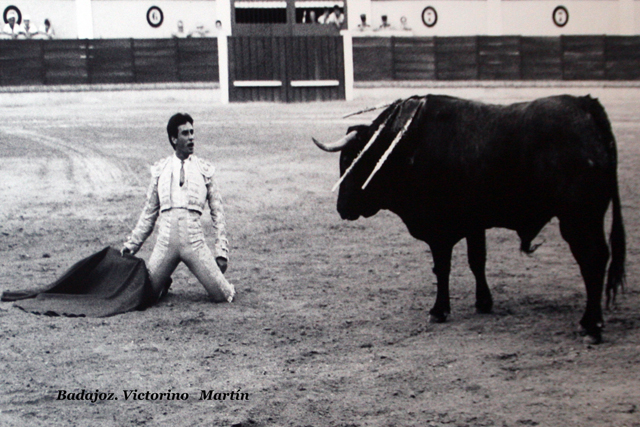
[0,38,219,86]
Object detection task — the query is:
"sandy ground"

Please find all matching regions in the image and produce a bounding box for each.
[0,86,638,427]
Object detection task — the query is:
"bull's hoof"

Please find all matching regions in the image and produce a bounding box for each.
[429,311,448,323]
[475,300,493,314]
[583,334,602,345]
[580,320,603,345]
[580,328,603,345]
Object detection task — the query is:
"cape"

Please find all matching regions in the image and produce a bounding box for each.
[1,247,157,317]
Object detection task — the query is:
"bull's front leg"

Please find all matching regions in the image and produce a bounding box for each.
[466,229,493,314]
[429,241,454,323]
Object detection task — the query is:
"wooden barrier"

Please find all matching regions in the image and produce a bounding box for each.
[88,39,134,84]
[562,36,606,80]
[353,35,640,82]
[606,37,640,80]
[436,37,477,80]
[0,40,44,85]
[352,37,393,81]
[392,37,435,80]
[3,36,640,88]
[478,36,520,80]
[520,37,562,80]
[228,36,344,102]
[0,38,218,86]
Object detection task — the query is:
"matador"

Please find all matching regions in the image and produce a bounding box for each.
[121,113,235,303]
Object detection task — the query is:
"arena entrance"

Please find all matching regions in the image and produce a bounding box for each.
[225,0,350,102]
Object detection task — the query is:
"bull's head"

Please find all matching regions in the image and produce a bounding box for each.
[314,124,383,220]
[313,97,425,221]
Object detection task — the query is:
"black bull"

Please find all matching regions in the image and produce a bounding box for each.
[314,94,626,343]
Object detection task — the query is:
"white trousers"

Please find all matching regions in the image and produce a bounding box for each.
[147,209,235,302]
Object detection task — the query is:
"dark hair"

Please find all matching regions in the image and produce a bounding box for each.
[45,19,50,26]
[166,113,193,148]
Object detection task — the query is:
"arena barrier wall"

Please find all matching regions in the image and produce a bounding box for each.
[353,36,640,81]
[3,35,640,88]
[0,37,218,86]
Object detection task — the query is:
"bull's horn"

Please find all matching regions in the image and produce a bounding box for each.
[312,130,358,152]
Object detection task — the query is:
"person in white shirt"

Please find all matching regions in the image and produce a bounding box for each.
[325,5,344,29]
[21,15,38,39]
[2,16,25,39]
[121,113,235,303]
[357,14,371,32]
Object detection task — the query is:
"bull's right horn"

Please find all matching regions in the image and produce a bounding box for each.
[312,130,358,152]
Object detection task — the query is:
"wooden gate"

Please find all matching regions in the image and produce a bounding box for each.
[228,35,345,102]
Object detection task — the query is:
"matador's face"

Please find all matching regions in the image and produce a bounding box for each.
[173,122,195,159]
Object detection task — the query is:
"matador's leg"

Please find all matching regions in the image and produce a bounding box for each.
[181,212,235,302]
[147,211,181,300]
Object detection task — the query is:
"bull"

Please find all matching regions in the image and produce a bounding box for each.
[313,94,625,344]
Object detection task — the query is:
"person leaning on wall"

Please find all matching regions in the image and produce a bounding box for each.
[172,20,186,38]
[324,5,345,30]
[1,15,25,39]
[18,15,39,39]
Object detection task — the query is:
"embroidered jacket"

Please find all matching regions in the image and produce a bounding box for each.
[124,155,229,259]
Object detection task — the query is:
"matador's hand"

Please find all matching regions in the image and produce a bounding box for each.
[216,257,228,274]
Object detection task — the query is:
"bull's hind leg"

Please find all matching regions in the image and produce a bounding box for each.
[429,241,455,323]
[467,230,493,314]
[559,216,609,344]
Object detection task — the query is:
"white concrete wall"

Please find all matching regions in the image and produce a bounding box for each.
[2,0,639,39]
[368,1,488,35]
[502,2,620,36]
[91,0,218,39]
[0,0,78,38]
[359,0,640,37]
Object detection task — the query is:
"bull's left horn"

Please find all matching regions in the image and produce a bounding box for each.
[312,130,357,152]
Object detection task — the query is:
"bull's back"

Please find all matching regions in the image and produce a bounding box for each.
[408,95,616,230]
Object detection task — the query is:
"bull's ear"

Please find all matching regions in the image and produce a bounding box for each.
[347,125,367,134]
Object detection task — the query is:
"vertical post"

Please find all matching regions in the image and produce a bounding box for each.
[342,30,353,101]
[75,0,94,39]
[218,35,230,104]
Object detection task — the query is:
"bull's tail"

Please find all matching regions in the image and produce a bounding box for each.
[606,176,626,308]
[582,95,626,308]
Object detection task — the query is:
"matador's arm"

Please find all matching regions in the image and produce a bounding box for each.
[204,164,229,260]
[123,174,160,255]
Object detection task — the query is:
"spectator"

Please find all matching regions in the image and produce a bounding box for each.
[21,15,39,39]
[400,16,412,31]
[357,14,371,32]
[309,10,316,23]
[188,23,210,37]
[44,19,55,38]
[172,20,187,38]
[1,15,25,39]
[325,5,344,29]
[375,15,393,31]
[317,9,330,24]
[213,20,225,35]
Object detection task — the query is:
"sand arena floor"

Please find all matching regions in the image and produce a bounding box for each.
[0,86,638,427]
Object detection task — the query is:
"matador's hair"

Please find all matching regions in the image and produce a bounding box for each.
[166,113,194,149]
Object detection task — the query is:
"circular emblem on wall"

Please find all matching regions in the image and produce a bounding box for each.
[421,6,437,28]
[146,6,164,28]
[552,6,568,27]
[3,5,22,24]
